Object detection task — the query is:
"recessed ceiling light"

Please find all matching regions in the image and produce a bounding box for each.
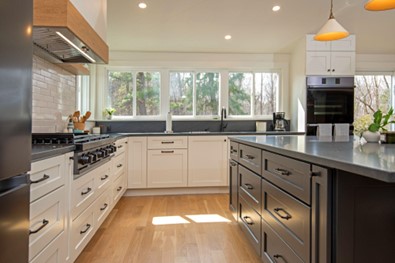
[224,35,232,40]
[138,2,147,9]
[272,5,281,12]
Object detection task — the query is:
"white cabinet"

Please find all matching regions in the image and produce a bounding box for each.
[127,137,147,189]
[147,136,188,188]
[306,34,355,76]
[188,136,228,187]
[111,138,127,203]
[29,153,72,263]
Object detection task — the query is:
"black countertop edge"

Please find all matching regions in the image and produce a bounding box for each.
[230,135,395,183]
[32,145,75,162]
[109,131,304,137]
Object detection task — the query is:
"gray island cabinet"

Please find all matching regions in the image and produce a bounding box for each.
[229,135,395,263]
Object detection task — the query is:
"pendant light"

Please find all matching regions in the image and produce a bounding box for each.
[365,0,395,11]
[314,0,349,41]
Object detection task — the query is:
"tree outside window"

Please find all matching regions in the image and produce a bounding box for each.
[108,71,133,116]
[169,72,193,115]
[196,72,219,116]
[228,73,252,116]
[354,75,392,119]
[136,72,160,116]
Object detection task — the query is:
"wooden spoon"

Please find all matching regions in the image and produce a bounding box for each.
[84,111,91,122]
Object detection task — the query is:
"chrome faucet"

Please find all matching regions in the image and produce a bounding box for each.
[220,107,227,132]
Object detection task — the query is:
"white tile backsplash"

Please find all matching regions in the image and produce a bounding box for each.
[32,55,77,133]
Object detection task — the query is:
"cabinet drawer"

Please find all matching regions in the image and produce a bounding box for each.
[30,232,66,263]
[95,161,112,197]
[70,207,95,262]
[94,190,112,227]
[147,136,187,149]
[239,196,261,256]
[263,151,311,204]
[112,151,126,180]
[261,218,305,263]
[113,173,126,204]
[115,138,127,155]
[71,172,95,220]
[262,179,310,262]
[239,144,261,174]
[30,155,66,202]
[239,165,261,214]
[230,141,239,161]
[29,186,65,261]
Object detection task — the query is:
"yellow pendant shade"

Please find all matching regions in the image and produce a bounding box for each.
[365,0,395,11]
[314,18,350,41]
[314,0,349,41]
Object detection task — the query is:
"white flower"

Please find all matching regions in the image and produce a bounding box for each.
[353,114,373,137]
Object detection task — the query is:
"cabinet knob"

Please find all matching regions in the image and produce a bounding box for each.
[327,69,330,72]
[332,69,335,72]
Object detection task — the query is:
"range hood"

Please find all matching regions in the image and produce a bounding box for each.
[33,0,108,64]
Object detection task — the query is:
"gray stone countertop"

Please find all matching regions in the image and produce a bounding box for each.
[32,144,75,162]
[230,135,395,183]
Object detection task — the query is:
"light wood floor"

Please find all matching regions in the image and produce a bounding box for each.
[75,194,261,263]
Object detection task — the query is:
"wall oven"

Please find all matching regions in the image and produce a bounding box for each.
[306,76,354,135]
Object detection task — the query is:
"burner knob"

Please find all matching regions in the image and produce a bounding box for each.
[108,145,116,154]
[79,155,90,165]
[96,150,103,158]
[102,149,109,157]
[89,153,97,162]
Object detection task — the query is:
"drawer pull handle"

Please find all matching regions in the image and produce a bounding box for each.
[81,187,92,196]
[161,141,174,144]
[100,203,108,211]
[30,174,50,184]
[244,183,254,190]
[117,186,123,192]
[29,219,49,235]
[230,161,237,167]
[231,149,238,154]
[273,208,292,220]
[274,168,290,176]
[161,150,174,154]
[117,164,123,168]
[243,216,254,225]
[80,224,91,234]
[117,145,123,149]
[101,175,109,181]
[273,254,287,263]
[310,171,320,177]
[245,154,255,160]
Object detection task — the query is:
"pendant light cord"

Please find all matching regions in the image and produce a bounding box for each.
[329,0,335,19]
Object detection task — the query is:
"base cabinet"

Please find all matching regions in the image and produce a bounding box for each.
[188,136,228,186]
[127,137,147,188]
[230,140,331,263]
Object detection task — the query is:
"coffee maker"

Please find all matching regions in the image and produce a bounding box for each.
[273,112,287,131]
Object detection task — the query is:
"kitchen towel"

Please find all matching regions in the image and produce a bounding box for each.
[317,124,332,136]
[334,123,350,136]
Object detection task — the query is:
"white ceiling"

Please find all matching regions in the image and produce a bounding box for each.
[108,0,395,54]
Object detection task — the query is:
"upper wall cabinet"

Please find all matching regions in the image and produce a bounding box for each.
[306,35,355,76]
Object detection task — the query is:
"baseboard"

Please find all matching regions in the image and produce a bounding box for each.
[123,187,228,196]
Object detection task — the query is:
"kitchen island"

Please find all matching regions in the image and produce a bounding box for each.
[229,135,395,263]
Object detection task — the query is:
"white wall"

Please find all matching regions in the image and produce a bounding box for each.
[70,0,107,41]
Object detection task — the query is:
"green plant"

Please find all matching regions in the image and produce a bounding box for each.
[368,107,395,132]
[105,107,116,116]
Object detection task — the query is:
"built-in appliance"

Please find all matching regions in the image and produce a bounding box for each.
[306,76,354,135]
[273,112,288,131]
[32,133,117,179]
[33,0,108,64]
[0,0,32,262]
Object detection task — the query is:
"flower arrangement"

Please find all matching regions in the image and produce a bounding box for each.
[353,107,395,137]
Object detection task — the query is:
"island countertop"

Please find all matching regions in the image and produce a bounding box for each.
[230,135,395,183]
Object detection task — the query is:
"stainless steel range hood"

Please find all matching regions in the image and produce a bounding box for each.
[33,0,108,64]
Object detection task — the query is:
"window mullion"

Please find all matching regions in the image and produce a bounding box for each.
[193,72,196,117]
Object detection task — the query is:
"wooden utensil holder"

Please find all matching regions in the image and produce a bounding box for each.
[73,122,85,130]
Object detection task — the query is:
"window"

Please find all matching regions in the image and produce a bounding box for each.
[354,74,393,119]
[169,71,220,117]
[169,72,193,115]
[228,72,279,117]
[107,71,160,117]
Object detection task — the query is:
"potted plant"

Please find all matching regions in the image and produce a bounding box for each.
[353,107,395,142]
[104,107,116,120]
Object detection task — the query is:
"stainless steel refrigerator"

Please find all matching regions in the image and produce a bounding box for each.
[0,0,32,262]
